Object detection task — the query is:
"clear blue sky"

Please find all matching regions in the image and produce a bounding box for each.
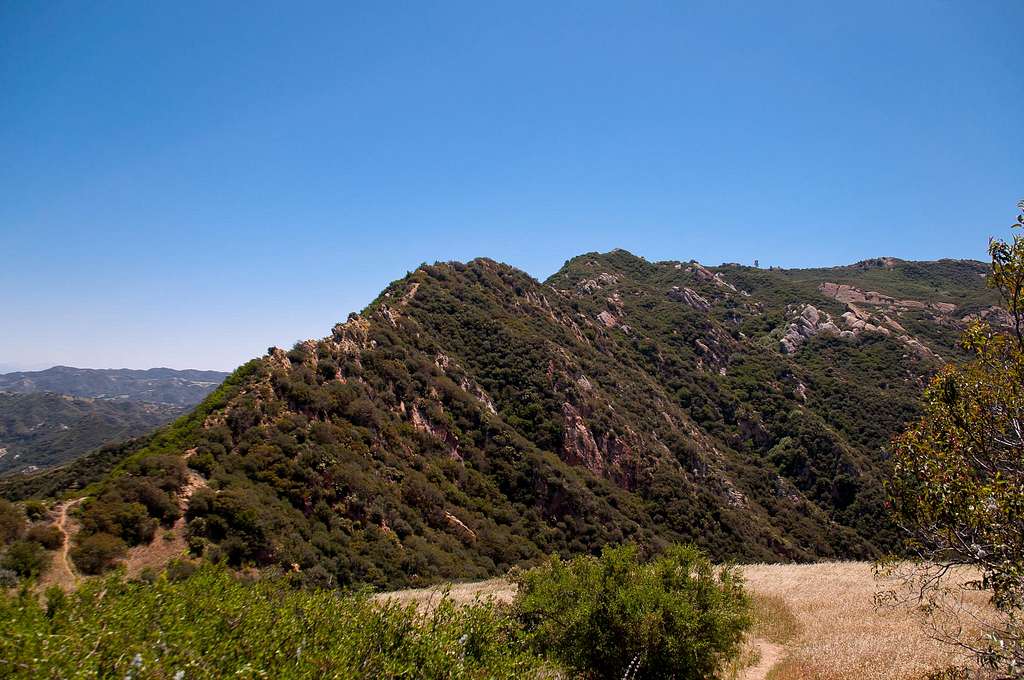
[2,1,1022,371]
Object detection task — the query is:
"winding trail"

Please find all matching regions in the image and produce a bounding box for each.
[38,497,83,591]
[737,639,784,680]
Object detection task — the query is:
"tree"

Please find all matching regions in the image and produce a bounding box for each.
[887,201,1024,674]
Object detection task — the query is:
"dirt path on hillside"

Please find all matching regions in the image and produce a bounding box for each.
[737,639,784,680]
[124,467,207,578]
[38,497,83,591]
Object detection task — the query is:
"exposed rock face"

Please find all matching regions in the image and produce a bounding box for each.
[687,262,738,292]
[576,272,620,294]
[444,511,477,542]
[597,310,619,328]
[668,286,711,311]
[409,401,461,459]
[779,305,841,353]
[561,402,604,475]
[560,402,639,489]
[814,282,972,359]
[820,282,958,315]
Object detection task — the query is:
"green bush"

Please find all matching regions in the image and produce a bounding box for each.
[69,532,126,574]
[0,499,25,545]
[513,544,751,680]
[1,540,47,578]
[22,500,47,522]
[25,524,63,550]
[0,564,549,679]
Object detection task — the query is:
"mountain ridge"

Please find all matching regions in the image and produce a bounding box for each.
[5,250,999,588]
[0,366,229,406]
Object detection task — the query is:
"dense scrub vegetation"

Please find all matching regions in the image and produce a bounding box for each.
[0,498,63,584]
[0,545,751,679]
[0,565,545,679]
[513,544,750,679]
[7,250,996,588]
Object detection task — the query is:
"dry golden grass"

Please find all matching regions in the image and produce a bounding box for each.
[379,561,994,680]
[376,576,514,609]
[740,562,991,680]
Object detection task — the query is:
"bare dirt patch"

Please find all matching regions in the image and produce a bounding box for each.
[124,468,207,578]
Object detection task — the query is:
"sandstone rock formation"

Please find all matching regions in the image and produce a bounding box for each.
[668,286,711,311]
[779,305,841,353]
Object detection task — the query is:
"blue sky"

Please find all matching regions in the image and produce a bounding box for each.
[2,1,1022,371]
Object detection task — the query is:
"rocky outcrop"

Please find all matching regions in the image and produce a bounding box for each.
[597,310,619,328]
[668,286,711,311]
[561,402,604,475]
[779,305,841,353]
[820,282,958,315]
[444,512,477,542]
[560,402,639,489]
[688,263,737,292]
[576,272,620,294]
[409,401,461,460]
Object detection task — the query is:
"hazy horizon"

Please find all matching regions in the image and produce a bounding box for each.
[0,248,997,373]
[4,2,1021,371]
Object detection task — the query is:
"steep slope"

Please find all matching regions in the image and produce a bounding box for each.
[0,367,228,406]
[17,252,997,589]
[0,392,182,475]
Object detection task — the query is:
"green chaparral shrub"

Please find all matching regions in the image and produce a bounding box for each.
[0,564,549,679]
[25,524,63,550]
[22,500,47,522]
[0,499,25,545]
[512,543,751,680]
[69,532,126,574]
[1,540,47,578]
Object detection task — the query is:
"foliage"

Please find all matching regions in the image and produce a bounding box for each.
[22,500,46,521]
[0,498,25,544]
[1,539,47,578]
[25,523,63,550]
[69,532,127,575]
[889,202,1024,674]
[512,544,750,679]
[0,564,549,679]
[5,251,997,587]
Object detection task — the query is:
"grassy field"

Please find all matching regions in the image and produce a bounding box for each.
[380,561,993,680]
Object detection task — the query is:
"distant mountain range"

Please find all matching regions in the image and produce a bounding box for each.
[5,251,1000,588]
[0,367,228,476]
[0,366,229,406]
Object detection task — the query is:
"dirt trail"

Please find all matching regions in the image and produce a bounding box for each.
[737,639,784,680]
[124,467,207,578]
[38,497,83,591]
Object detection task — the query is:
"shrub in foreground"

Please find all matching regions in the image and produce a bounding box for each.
[0,564,548,679]
[1,540,47,578]
[513,543,751,680]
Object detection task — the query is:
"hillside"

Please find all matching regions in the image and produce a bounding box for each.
[0,393,182,476]
[0,366,228,406]
[8,252,998,589]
